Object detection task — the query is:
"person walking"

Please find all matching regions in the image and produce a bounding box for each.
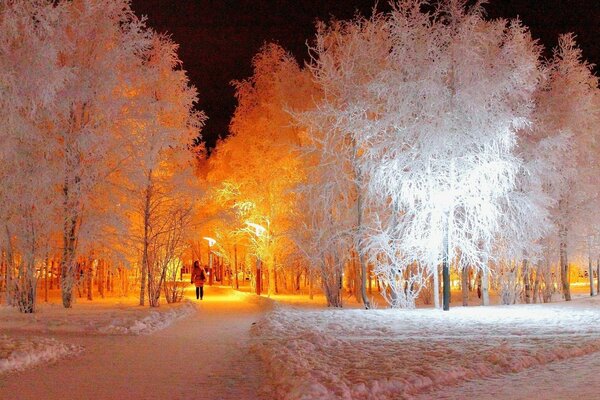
[191,261,206,300]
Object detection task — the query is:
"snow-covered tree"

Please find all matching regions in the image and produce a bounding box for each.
[42,0,155,308]
[0,0,69,312]
[209,44,312,296]
[120,33,204,307]
[531,34,600,301]
[305,0,541,309]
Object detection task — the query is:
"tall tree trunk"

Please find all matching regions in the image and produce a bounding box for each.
[588,240,593,296]
[308,267,314,300]
[255,258,261,295]
[357,195,370,309]
[352,138,370,309]
[61,214,78,308]
[272,256,278,295]
[0,250,6,303]
[481,267,490,306]
[442,226,450,311]
[559,224,571,301]
[368,264,372,295]
[86,260,93,301]
[461,266,469,306]
[44,256,49,303]
[597,258,599,296]
[523,259,531,304]
[49,259,54,290]
[140,171,152,306]
[234,244,239,290]
[432,264,440,308]
[99,259,105,299]
[532,266,540,304]
[267,255,276,296]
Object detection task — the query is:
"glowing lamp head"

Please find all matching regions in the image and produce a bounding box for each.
[245,221,266,237]
[203,236,216,247]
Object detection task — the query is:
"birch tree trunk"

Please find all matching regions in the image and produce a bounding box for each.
[86,259,93,301]
[234,244,239,290]
[461,266,469,306]
[523,259,531,304]
[559,224,571,301]
[432,264,440,308]
[481,255,490,306]
[140,170,152,306]
[44,256,49,303]
[268,256,276,297]
[588,239,593,296]
[596,258,599,296]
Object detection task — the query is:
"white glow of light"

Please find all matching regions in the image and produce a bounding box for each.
[203,236,216,247]
[245,221,266,237]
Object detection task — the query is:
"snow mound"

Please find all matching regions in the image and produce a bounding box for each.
[0,335,82,375]
[252,300,600,399]
[98,300,196,335]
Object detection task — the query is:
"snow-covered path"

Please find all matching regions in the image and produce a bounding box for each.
[0,286,269,400]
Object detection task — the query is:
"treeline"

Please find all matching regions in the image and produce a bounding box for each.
[0,0,203,312]
[204,0,600,309]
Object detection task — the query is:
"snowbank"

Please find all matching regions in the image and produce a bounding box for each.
[0,298,198,336]
[97,300,197,335]
[252,298,600,399]
[0,335,82,375]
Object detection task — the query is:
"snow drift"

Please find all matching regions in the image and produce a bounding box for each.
[0,335,82,375]
[252,298,600,399]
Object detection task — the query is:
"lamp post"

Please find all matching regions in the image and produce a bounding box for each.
[245,221,266,295]
[204,237,216,286]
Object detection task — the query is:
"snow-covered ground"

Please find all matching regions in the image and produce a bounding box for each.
[0,293,197,378]
[0,335,82,374]
[0,286,268,400]
[0,295,196,336]
[4,286,600,399]
[251,295,600,399]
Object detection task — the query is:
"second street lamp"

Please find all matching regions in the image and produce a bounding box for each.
[245,221,266,296]
[204,237,216,286]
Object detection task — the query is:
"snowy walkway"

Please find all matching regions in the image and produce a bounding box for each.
[0,286,269,400]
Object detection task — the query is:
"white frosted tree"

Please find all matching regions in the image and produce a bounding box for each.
[0,0,69,312]
[46,0,154,308]
[306,0,541,309]
[121,34,204,307]
[299,16,394,308]
[532,34,600,301]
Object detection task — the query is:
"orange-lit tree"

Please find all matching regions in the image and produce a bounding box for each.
[208,44,314,296]
[121,34,204,307]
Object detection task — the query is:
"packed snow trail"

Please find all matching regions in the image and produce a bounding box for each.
[0,286,269,400]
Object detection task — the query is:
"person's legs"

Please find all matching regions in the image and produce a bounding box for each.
[195,287,200,299]
[200,286,203,300]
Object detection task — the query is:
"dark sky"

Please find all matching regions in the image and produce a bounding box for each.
[131,0,599,150]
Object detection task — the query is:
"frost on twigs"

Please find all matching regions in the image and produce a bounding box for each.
[302,0,541,308]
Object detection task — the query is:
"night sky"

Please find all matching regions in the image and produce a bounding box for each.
[130,0,599,150]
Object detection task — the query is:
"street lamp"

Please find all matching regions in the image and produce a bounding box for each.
[204,236,216,286]
[245,222,266,237]
[245,221,266,295]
